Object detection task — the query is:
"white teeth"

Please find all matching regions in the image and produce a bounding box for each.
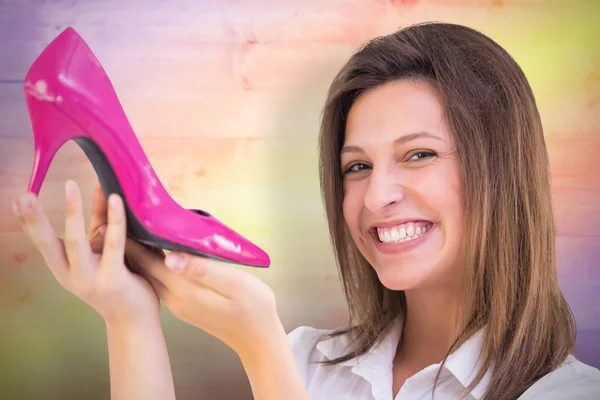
[384,230,392,242]
[376,222,432,244]
[399,226,406,239]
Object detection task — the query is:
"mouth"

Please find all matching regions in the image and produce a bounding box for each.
[369,220,435,244]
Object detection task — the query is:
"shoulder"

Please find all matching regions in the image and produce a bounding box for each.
[287,326,333,366]
[521,355,600,399]
[288,325,334,349]
[286,326,337,386]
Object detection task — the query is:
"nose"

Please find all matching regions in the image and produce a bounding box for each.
[363,165,406,213]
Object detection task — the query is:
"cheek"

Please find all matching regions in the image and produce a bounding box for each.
[342,182,365,233]
[414,165,463,220]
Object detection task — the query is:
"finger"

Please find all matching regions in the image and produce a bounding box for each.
[124,239,163,275]
[123,251,169,297]
[63,180,93,273]
[172,284,231,325]
[125,241,225,300]
[164,252,248,299]
[100,193,127,270]
[122,240,174,301]
[125,239,171,281]
[125,238,165,265]
[89,232,105,254]
[88,180,108,238]
[14,193,69,281]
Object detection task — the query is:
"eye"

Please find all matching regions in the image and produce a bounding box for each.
[342,162,370,175]
[408,151,437,161]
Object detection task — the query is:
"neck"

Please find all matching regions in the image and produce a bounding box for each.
[395,287,462,366]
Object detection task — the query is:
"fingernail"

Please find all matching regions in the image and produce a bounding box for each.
[65,180,77,198]
[97,225,107,235]
[12,200,21,216]
[165,254,186,272]
[19,196,31,211]
[109,194,120,209]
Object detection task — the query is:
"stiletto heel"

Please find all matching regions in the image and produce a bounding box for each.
[26,82,80,194]
[22,27,270,268]
[28,144,57,195]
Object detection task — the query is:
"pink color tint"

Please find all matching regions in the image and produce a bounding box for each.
[23,27,270,268]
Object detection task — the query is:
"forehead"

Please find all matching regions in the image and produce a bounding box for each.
[344,79,452,146]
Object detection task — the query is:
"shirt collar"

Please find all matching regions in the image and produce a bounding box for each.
[316,318,403,399]
[315,319,492,399]
[316,318,402,368]
[443,327,492,399]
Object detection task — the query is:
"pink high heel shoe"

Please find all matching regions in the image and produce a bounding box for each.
[22,27,270,268]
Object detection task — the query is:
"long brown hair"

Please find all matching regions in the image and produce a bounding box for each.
[318,22,576,399]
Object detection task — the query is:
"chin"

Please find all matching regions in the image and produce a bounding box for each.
[372,262,432,291]
[359,227,453,291]
[372,255,461,293]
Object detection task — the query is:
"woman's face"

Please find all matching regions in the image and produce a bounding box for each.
[341,79,464,291]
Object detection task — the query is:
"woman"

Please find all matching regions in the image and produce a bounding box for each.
[13,22,600,399]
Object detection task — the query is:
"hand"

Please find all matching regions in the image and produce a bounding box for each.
[13,180,160,328]
[125,244,311,400]
[124,241,281,359]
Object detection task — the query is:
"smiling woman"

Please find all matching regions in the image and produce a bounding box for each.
[288,22,600,400]
[341,80,463,293]
[12,19,600,400]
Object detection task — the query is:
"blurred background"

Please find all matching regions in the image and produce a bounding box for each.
[0,0,598,399]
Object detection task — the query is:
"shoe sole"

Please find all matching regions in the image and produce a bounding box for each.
[74,136,245,266]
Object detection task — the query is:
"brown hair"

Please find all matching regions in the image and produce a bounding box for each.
[318,22,576,399]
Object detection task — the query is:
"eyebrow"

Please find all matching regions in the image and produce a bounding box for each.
[340,131,444,154]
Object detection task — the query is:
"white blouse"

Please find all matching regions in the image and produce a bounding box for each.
[288,320,600,399]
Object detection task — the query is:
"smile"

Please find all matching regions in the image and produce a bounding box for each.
[374,221,434,244]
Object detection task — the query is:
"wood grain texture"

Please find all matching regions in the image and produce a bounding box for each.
[0,0,599,398]
[1,136,598,236]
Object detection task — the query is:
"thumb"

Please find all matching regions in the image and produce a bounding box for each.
[165,253,247,299]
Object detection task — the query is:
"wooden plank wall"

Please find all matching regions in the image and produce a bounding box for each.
[0,1,598,399]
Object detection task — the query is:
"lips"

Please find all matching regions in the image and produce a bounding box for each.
[368,218,435,232]
[368,221,437,255]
